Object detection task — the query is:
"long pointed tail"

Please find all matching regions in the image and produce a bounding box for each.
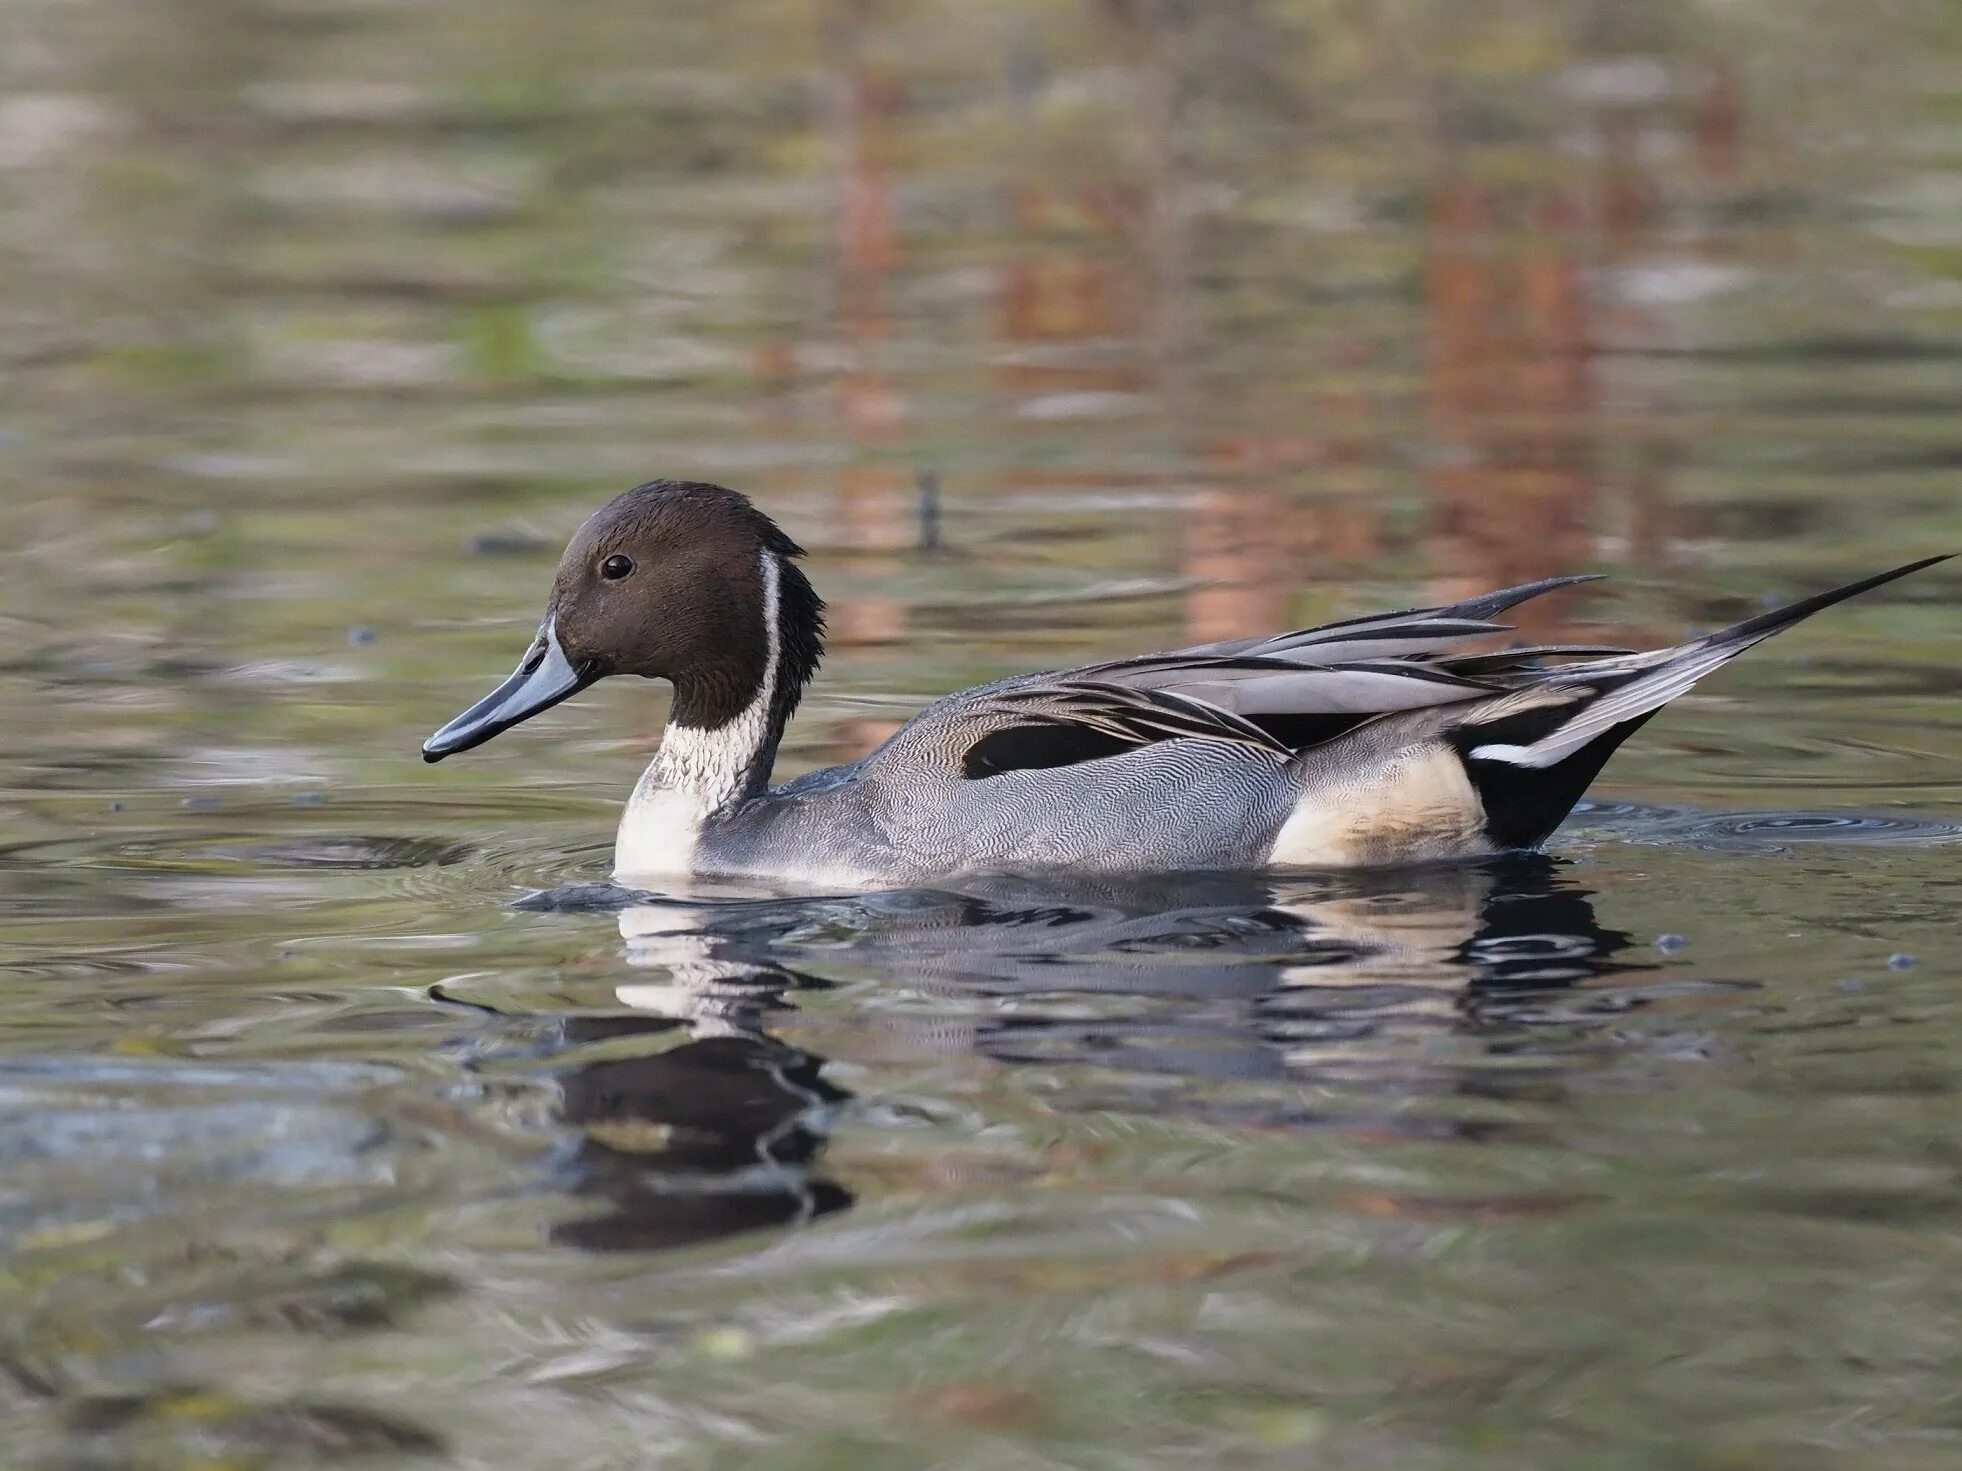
[1467,554,1949,771]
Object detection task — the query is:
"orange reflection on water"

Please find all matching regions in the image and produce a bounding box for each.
[827,16,909,653]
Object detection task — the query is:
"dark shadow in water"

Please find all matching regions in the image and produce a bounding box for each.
[504,855,1642,1255]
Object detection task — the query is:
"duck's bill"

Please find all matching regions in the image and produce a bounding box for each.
[421,621,596,762]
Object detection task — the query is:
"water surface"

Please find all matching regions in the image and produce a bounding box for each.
[3,2,1960,1467]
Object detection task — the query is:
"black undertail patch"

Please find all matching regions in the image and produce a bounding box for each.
[1450,706,1659,850]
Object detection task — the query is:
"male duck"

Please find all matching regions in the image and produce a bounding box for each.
[423,479,1941,887]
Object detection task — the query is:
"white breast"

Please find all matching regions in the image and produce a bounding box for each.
[614,767,710,879]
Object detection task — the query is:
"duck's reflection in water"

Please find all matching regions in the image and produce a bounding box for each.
[538,924,852,1253]
[527,857,1633,1251]
[773,857,1638,1126]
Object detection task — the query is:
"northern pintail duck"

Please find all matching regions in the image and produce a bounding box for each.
[422,480,1942,887]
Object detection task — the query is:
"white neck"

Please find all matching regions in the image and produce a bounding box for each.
[615,549,781,879]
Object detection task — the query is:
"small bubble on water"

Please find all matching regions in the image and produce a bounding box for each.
[1655,933,1687,954]
[347,624,377,647]
[107,801,125,813]
[291,791,327,806]
[1886,953,1916,970]
[180,795,219,811]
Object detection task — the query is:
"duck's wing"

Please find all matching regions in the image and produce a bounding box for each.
[875,574,1620,782]
[859,673,1305,784]
[851,560,1944,865]
[1432,644,1638,678]
[1053,573,1632,754]
[1070,573,1627,717]
[879,654,1556,783]
[949,679,1294,778]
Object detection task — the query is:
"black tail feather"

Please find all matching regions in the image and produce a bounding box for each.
[1686,553,1949,655]
[1458,711,1659,849]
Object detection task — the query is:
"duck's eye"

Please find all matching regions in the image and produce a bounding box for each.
[600,554,635,581]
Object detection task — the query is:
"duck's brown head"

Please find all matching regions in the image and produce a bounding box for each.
[422,480,823,761]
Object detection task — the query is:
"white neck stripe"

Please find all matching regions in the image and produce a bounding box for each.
[651,547,780,815]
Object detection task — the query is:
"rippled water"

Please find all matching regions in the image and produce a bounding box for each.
[3,1,1961,1467]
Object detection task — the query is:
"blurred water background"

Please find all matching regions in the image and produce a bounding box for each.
[2,1,1961,1467]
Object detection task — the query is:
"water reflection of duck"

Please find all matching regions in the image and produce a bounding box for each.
[740,858,1622,996]
[455,921,852,1254]
[545,856,1634,1228]
[731,858,1637,1103]
[421,479,1942,886]
[547,1012,851,1254]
